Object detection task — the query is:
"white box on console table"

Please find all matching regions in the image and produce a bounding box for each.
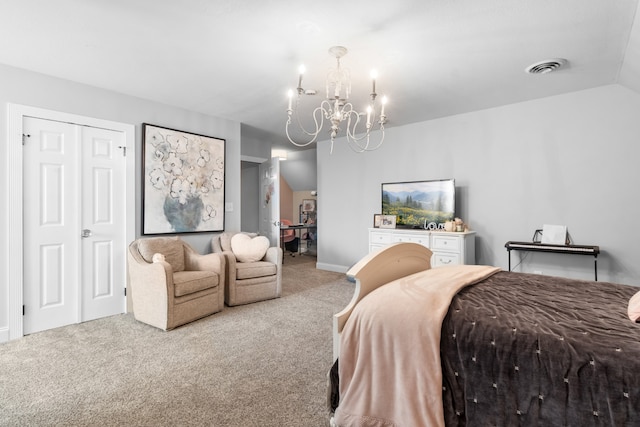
[368,228,476,266]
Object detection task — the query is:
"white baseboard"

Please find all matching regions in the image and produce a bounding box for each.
[0,327,9,344]
[316,262,349,274]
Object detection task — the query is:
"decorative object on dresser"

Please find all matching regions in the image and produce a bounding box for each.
[368,227,475,266]
[330,242,640,426]
[378,215,396,229]
[373,214,382,228]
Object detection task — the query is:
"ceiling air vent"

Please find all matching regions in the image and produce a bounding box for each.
[525,58,567,74]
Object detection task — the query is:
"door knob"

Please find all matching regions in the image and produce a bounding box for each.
[81,229,92,238]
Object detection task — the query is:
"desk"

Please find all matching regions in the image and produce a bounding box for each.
[280,224,317,256]
[505,241,600,281]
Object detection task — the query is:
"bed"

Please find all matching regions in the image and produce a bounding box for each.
[329,242,640,427]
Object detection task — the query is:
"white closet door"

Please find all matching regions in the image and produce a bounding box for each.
[23,117,126,335]
[80,125,126,322]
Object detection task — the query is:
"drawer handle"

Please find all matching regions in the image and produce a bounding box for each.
[440,258,452,264]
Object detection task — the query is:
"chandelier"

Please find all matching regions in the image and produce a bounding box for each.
[286,46,387,153]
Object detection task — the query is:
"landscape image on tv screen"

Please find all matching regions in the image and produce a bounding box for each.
[381,179,455,228]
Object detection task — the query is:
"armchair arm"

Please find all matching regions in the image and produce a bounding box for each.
[127,246,174,330]
[221,250,237,283]
[184,249,224,274]
[128,245,174,290]
[211,235,224,253]
[264,246,282,267]
[264,246,282,298]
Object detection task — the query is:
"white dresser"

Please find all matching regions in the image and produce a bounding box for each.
[368,228,476,266]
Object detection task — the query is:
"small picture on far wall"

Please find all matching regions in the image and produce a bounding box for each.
[373,214,382,228]
[302,199,316,212]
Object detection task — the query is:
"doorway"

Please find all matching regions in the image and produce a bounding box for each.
[7,104,135,340]
[240,156,281,247]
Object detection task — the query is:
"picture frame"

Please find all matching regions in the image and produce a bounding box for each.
[373,214,382,228]
[142,123,226,234]
[302,199,316,212]
[380,214,397,229]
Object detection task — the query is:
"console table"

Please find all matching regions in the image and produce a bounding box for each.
[505,241,600,281]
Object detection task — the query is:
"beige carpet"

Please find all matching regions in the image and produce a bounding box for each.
[0,255,353,427]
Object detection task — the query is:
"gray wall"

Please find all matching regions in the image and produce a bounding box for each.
[317,84,640,286]
[0,63,243,337]
[241,162,260,232]
[280,149,317,191]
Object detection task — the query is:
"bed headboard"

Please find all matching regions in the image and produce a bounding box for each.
[332,242,433,360]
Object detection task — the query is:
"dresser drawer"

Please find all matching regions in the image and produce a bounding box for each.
[432,252,460,267]
[391,234,429,247]
[431,235,461,252]
[369,244,386,253]
[370,232,392,245]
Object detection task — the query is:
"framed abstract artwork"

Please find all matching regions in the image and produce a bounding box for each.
[142,123,225,234]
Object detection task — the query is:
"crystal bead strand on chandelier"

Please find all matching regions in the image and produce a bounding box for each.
[285,46,387,153]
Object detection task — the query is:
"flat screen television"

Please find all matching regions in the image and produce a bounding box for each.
[381,179,455,229]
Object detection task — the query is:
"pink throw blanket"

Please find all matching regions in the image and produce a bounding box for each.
[335,265,501,427]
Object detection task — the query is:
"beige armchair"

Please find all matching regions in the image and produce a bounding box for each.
[127,236,225,330]
[212,232,282,306]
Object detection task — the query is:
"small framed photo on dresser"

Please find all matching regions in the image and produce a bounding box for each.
[373,214,382,228]
[380,215,397,229]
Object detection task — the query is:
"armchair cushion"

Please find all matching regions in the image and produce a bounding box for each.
[138,236,185,272]
[173,270,220,297]
[231,233,270,263]
[236,261,277,280]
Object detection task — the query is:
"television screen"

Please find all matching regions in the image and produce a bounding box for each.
[381,179,455,229]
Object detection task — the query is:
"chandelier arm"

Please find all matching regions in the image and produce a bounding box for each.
[347,124,385,152]
[294,104,326,136]
[344,112,385,152]
[286,105,328,147]
[344,109,374,143]
[286,121,317,147]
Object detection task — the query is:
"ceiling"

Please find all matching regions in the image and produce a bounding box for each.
[1,0,639,152]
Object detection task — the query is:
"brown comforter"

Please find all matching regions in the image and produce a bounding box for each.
[332,269,640,426]
[335,265,500,427]
[441,271,640,426]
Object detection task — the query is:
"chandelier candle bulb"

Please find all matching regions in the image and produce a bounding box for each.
[366,106,372,127]
[297,65,305,90]
[381,96,387,117]
[370,69,378,95]
[287,90,293,111]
